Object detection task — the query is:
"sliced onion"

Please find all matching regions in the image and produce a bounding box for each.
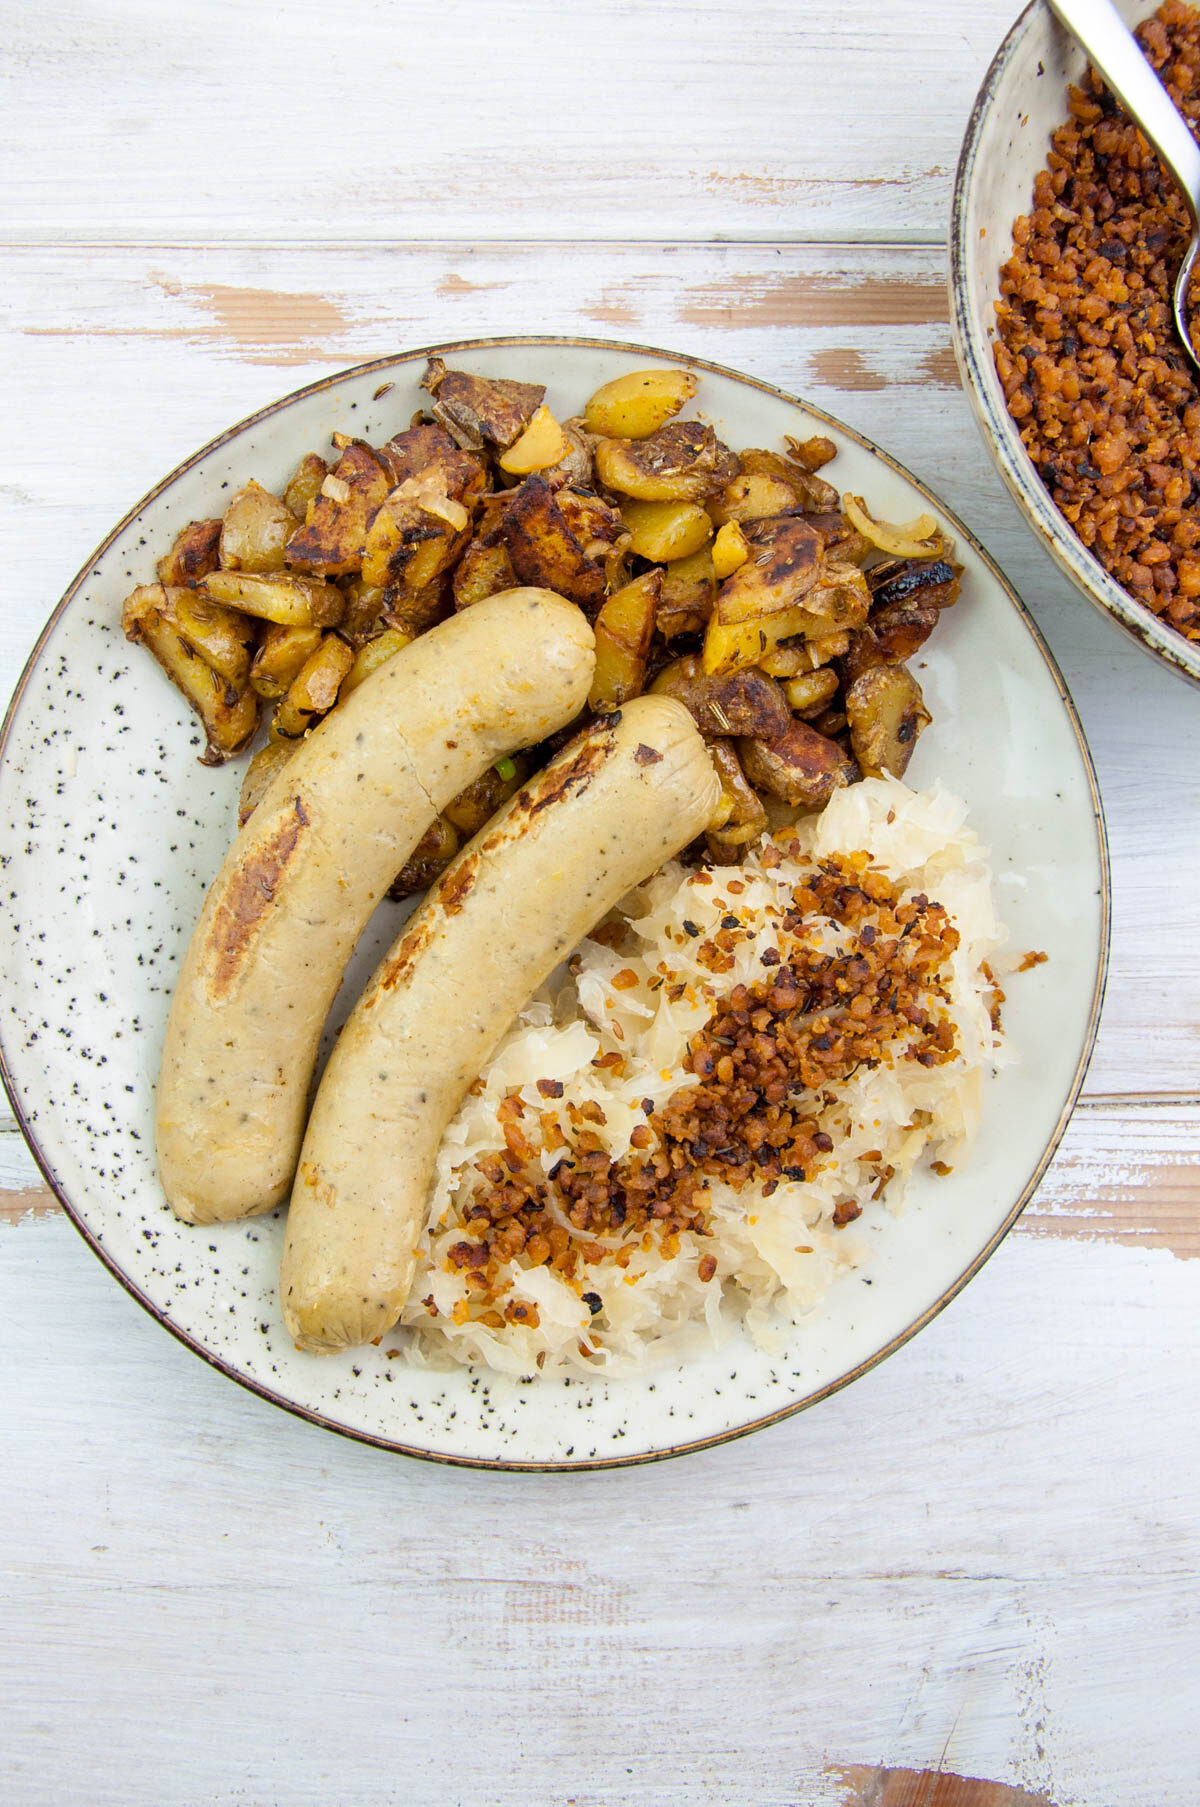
[842,492,947,559]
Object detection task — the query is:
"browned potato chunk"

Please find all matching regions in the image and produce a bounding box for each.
[377,421,478,487]
[802,558,871,628]
[249,623,325,699]
[204,569,346,628]
[341,625,414,696]
[715,517,824,623]
[443,755,531,837]
[759,632,849,677]
[589,572,660,711]
[619,499,713,563]
[709,472,798,527]
[283,453,329,521]
[498,405,570,475]
[650,655,791,739]
[583,369,699,440]
[711,520,750,578]
[271,634,355,739]
[843,607,941,684]
[703,606,838,677]
[389,814,461,898]
[338,581,388,646]
[594,421,737,503]
[385,579,452,636]
[220,480,297,573]
[420,357,545,451]
[706,740,768,859]
[165,590,257,687]
[284,440,391,575]
[781,668,840,717]
[844,666,931,779]
[156,518,222,588]
[502,476,614,610]
[453,534,517,609]
[738,444,840,513]
[121,583,259,764]
[657,546,716,640]
[238,738,297,826]
[362,472,473,592]
[739,721,858,810]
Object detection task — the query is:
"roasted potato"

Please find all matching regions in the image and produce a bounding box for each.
[498,405,571,475]
[271,634,355,739]
[442,755,531,837]
[705,740,769,860]
[739,721,858,810]
[361,478,472,594]
[238,738,296,825]
[711,520,750,578]
[713,517,824,623]
[453,532,517,609]
[759,632,849,677]
[583,369,699,440]
[122,584,258,764]
[868,556,961,613]
[502,477,614,610]
[589,572,660,711]
[156,518,222,589]
[284,439,391,576]
[619,498,713,564]
[203,569,346,629]
[283,452,329,521]
[219,481,297,573]
[656,546,716,640]
[709,472,798,527]
[340,625,414,696]
[389,814,460,897]
[421,358,544,451]
[781,668,840,717]
[594,421,737,503]
[650,654,791,739]
[844,666,931,779]
[249,623,325,699]
[843,608,940,684]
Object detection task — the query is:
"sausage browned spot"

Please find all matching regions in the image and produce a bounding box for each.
[280,693,722,1353]
[156,588,595,1225]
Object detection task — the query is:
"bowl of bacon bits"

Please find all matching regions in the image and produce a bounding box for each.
[951,0,1200,687]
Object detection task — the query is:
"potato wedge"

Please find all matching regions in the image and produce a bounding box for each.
[595,421,737,503]
[498,405,570,475]
[453,534,517,609]
[502,476,612,610]
[156,518,222,588]
[220,480,297,573]
[844,665,931,779]
[121,584,258,764]
[781,668,840,717]
[714,517,824,623]
[237,738,297,826]
[619,498,713,564]
[706,740,769,859]
[583,368,699,439]
[739,721,858,810]
[361,472,473,593]
[442,755,531,836]
[650,655,791,739]
[709,473,798,527]
[284,440,391,575]
[702,605,839,676]
[249,622,325,699]
[340,625,414,697]
[388,814,460,898]
[711,520,750,579]
[283,452,329,521]
[166,590,257,687]
[657,545,716,640]
[421,357,545,451]
[758,631,849,676]
[271,634,355,740]
[203,569,345,629]
[589,572,660,711]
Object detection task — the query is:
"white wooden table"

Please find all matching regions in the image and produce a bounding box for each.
[3,5,1198,1804]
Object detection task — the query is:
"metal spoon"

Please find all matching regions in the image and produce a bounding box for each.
[1048,0,1200,380]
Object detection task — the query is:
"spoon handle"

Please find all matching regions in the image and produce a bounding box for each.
[1047,0,1200,220]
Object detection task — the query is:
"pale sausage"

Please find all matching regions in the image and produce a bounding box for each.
[280,693,721,1352]
[156,588,595,1224]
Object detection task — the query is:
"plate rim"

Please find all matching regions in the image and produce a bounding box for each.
[0,332,1113,1470]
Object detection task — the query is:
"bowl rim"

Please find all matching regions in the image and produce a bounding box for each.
[949,0,1200,691]
[0,332,1112,1469]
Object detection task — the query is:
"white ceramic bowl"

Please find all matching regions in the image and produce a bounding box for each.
[951,0,1200,689]
[0,337,1109,1467]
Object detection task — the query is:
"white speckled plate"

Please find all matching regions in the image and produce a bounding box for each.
[0,338,1108,1468]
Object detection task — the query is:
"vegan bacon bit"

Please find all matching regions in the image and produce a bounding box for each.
[435,856,963,1315]
[536,1077,564,1099]
[1018,949,1049,971]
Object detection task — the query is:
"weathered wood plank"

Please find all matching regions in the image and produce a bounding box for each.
[0,2,1025,245]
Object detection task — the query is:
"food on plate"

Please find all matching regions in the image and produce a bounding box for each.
[155,589,595,1226]
[995,0,1200,645]
[122,357,960,888]
[398,777,1007,1377]
[280,695,722,1354]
